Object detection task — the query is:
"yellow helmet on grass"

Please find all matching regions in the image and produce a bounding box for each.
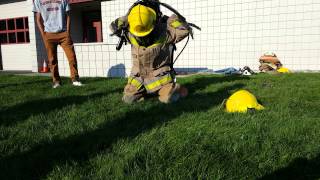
[128,4,157,37]
[226,90,264,113]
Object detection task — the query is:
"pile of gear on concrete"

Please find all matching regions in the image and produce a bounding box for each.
[259,52,290,74]
[196,52,291,76]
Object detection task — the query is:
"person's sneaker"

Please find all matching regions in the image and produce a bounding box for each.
[72,81,83,86]
[52,82,61,89]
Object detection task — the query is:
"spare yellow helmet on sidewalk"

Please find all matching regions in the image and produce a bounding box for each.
[225,90,264,113]
[277,67,291,73]
[128,4,157,37]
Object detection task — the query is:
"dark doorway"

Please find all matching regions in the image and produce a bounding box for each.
[83,11,102,43]
[69,1,102,43]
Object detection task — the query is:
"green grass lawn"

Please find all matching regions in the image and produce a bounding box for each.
[0,73,319,179]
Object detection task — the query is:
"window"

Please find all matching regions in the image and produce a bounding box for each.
[83,11,103,43]
[0,21,6,31]
[0,17,30,44]
[0,33,7,44]
[7,19,15,30]
[16,18,24,29]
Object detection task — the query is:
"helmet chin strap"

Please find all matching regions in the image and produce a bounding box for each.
[134,28,158,47]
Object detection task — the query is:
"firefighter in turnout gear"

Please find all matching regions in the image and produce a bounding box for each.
[110,3,190,104]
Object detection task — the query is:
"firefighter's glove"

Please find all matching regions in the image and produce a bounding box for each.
[110,18,128,37]
[169,14,193,37]
[169,15,187,30]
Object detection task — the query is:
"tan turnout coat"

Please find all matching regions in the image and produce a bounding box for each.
[110,14,189,93]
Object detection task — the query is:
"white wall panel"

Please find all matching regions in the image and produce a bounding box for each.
[0,1,29,19]
[1,44,31,70]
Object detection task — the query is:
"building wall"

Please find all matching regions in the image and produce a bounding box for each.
[1,44,31,70]
[0,0,33,71]
[0,0,29,19]
[57,43,129,77]
[57,0,320,77]
[26,0,49,73]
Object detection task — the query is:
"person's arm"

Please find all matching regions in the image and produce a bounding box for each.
[33,0,45,38]
[65,0,71,34]
[66,11,71,34]
[35,12,45,38]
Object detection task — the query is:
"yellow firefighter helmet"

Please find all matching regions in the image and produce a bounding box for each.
[127,4,157,37]
[277,67,291,73]
[226,90,264,113]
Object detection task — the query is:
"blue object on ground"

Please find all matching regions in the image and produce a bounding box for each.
[213,67,240,74]
[198,67,241,75]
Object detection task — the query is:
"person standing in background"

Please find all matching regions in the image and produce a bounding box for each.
[33,0,83,88]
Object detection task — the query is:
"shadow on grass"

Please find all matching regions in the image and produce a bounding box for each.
[0,88,122,127]
[259,155,320,180]
[0,79,49,89]
[0,76,112,89]
[0,75,248,179]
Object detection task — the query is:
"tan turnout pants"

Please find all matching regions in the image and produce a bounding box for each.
[43,32,79,83]
[122,82,184,104]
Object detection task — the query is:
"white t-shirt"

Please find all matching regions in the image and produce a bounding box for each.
[33,0,70,33]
